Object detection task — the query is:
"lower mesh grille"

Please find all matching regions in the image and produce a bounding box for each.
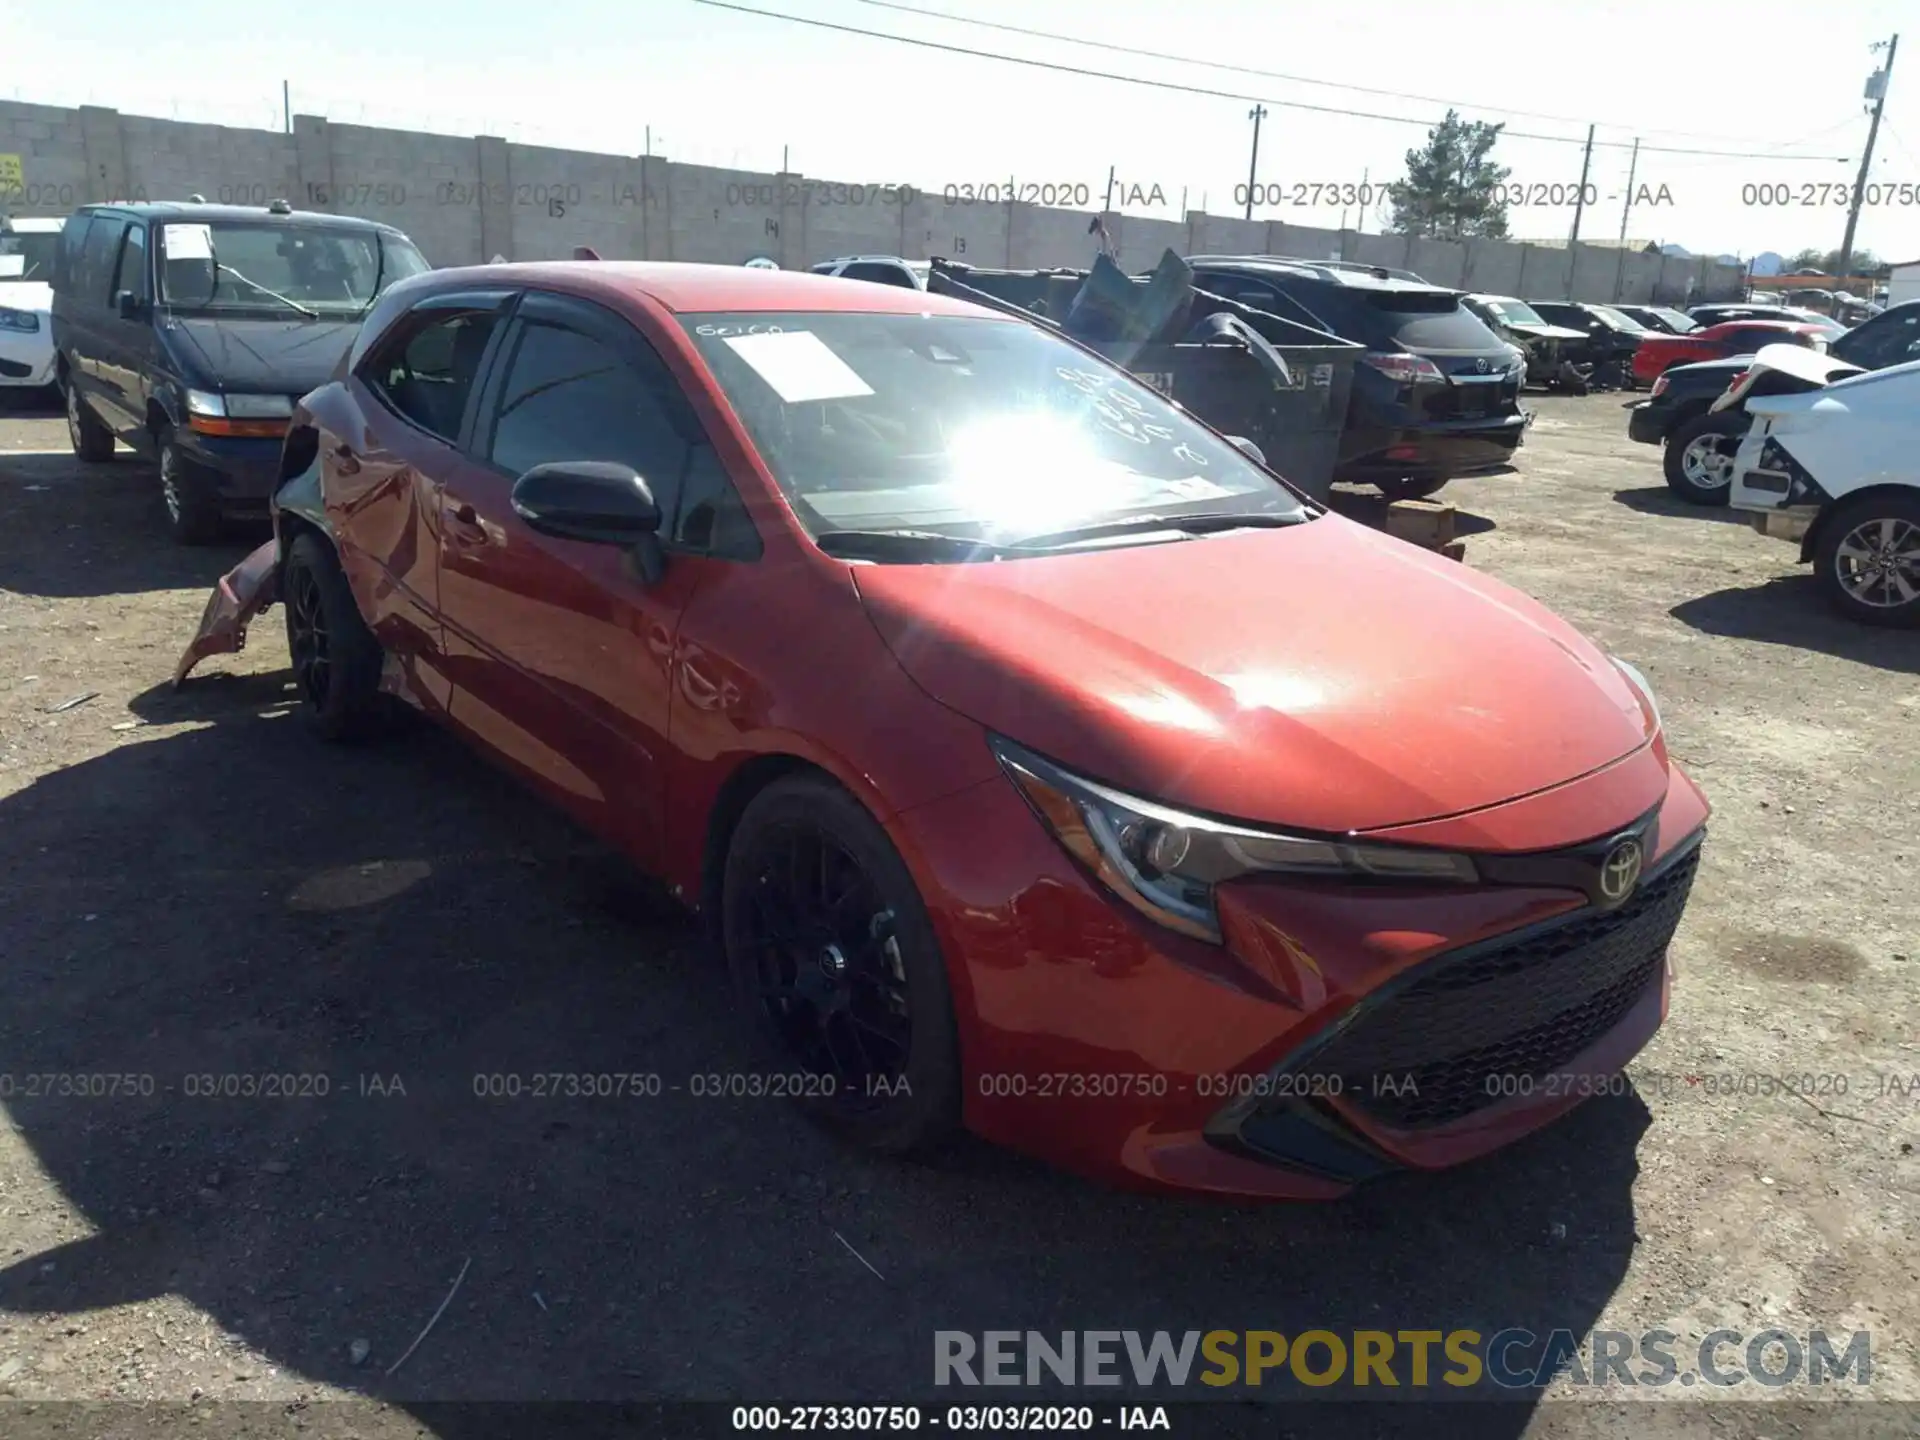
[1302,845,1699,1129]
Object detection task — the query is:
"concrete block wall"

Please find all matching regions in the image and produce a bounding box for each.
[0,98,1749,304]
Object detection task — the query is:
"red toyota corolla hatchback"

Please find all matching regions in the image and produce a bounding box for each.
[180,262,1708,1199]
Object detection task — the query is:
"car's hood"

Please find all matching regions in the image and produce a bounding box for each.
[0,281,53,315]
[162,312,359,395]
[855,518,1652,834]
[1507,321,1590,343]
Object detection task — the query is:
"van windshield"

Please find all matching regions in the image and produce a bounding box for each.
[0,231,59,284]
[156,222,429,313]
[680,310,1310,551]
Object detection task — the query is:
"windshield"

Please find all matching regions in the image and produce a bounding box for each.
[680,311,1310,552]
[1487,299,1548,327]
[1648,308,1696,332]
[156,221,429,313]
[1591,305,1646,332]
[0,231,59,284]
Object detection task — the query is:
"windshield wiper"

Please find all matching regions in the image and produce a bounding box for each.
[814,529,1030,562]
[214,264,319,318]
[1012,510,1307,550]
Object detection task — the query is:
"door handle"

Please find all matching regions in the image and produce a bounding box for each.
[445,501,489,547]
[332,441,361,475]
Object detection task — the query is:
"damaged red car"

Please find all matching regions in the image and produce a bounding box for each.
[179,262,1708,1199]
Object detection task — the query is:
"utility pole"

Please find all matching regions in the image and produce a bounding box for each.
[282,80,291,134]
[1568,123,1596,247]
[1611,137,1640,301]
[1105,164,1116,211]
[1244,105,1267,220]
[1838,33,1898,288]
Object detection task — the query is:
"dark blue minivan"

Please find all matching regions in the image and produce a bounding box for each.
[51,201,429,542]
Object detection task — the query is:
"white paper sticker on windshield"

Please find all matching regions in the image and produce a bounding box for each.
[723,330,874,404]
[1165,476,1232,501]
[165,224,214,260]
[0,254,25,278]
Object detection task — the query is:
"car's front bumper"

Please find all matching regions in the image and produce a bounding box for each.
[0,325,56,387]
[177,428,286,514]
[1626,402,1669,446]
[888,746,1709,1199]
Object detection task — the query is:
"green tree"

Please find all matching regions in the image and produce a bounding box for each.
[1783,246,1881,274]
[1385,110,1512,240]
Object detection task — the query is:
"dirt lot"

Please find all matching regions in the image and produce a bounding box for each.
[0,387,1916,1439]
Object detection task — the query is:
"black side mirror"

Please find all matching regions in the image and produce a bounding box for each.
[116,289,145,320]
[511,461,666,582]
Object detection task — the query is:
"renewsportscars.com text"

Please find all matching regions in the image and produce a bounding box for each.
[934,1329,1871,1390]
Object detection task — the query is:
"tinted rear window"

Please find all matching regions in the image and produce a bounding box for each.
[1361,290,1503,350]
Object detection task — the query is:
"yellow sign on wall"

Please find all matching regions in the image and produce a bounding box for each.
[0,154,25,192]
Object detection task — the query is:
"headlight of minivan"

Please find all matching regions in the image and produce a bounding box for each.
[991,736,1478,944]
[185,389,226,417]
[0,306,42,333]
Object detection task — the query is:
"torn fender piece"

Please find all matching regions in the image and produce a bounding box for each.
[173,539,281,687]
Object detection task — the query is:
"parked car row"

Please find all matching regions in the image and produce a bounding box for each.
[1624,299,1920,624]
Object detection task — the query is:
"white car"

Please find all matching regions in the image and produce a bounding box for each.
[1726,346,1920,627]
[809,255,929,290]
[0,216,62,391]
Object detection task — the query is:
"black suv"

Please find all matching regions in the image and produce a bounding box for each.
[1526,301,1649,390]
[1187,256,1527,500]
[1626,299,1920,504]
[51,201,430,542]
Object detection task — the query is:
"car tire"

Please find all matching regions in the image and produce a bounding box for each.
[1662,410,1745,506]
[1377,477,1449,502]
[1814,492,1920,629]
[720,773,962,1157]
[157,424,225,545]
[282,531,392,740]
[65,378,115,462]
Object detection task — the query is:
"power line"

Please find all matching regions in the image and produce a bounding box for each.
[851,0,1834,148]
[694,0,1851,161]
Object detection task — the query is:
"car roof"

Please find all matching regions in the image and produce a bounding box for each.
[75,202,405,234]
[1,217,65,233]
[1700,319,1822,334]
[1188,256,1454,295]
[423,260,995,316]
[826,254,924,265]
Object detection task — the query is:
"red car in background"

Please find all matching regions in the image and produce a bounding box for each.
[1632,319,1834,386]
[177,262,1708,1200]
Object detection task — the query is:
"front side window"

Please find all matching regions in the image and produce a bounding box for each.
[157,222,429,314]
[113,225,148,301]
[78,217,128,302]
[679,310,1310,555]
[484,311,754,554]
[364,309,502,441]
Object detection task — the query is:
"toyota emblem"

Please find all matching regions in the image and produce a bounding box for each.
[1598,838,1644,905]
[1475,357,1490,373]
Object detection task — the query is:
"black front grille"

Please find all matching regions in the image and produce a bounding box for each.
[1300,844,1700,1129]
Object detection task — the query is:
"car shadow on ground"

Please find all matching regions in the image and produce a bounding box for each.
[1671,578,1920,673]
[1610,487,1747,526]
[0,449,263,598]
[0,386,63,420]
[0,685,1651,1435]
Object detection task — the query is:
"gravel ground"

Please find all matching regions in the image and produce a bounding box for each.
[0,387,1915,1440]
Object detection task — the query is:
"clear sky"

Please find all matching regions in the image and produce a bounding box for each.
[9,0,1919,264]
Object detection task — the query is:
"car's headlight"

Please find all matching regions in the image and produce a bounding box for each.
[185,388,226,417]
[990,736,1478,944]
[224,393,294,418]
[0,306,41,333]
[1610,655,1662,733]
